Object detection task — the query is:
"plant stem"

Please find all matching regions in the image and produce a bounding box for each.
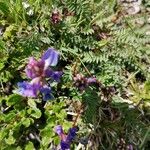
[66,49,92,76]
[72,104,83,127]
[139,127,150,149]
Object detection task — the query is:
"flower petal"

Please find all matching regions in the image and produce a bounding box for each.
[60,141,70,150]
[45,69,63,81]
[25,57,38,78]
[44,69,53,77]
[51,71,63,82]
[87,77,97,84]
[55,125,64,136]
[42,48,59,68]
[17,81,40,97]
[66,127,78,142]
[25,57,45,79]
[40,86,52,101]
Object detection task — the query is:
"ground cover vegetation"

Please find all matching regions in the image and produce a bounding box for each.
[0,0,150,149]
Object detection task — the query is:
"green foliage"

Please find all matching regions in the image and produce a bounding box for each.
[0,93,69,149]
[82,87,99,123]
[0,0,150,149]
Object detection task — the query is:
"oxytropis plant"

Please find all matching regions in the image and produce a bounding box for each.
[16,48,62,101]
[16,48,78,149]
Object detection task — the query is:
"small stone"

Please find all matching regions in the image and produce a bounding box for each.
[146,31,150,35]
[126,0,137,2]
[0,27,4,36]
[134,0,142,5]
[118,0,142,15]
[135,18,145,27]
[127,5,140,14]
[147,18,150,24]
[80,137,89,145]
[0,29,3,36]
[146,7,150,12]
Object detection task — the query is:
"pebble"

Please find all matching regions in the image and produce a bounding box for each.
[127,5,141,14]
[118,0,142,15]
[135,18,145,27]
[0,27,3,36]
[146,31,150,35]
[0,29,3,36]
[146,7,150,12]
[147,17,150,24]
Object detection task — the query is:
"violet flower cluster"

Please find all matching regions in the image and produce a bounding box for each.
[55,125,78,150]
[16,48,62,101]
[73,74,97,91]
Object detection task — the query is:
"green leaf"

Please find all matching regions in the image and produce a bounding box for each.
[7,94,22,106]
[82,87,99,123]
[4,112,16,122]
[53,136,60,146]
[97,39,108,47]
[0,62,5,70]
[25,142,35,150]
[21,118,31,127]
[5,132,16,145]
[40,129,55,147]
[30,108,41,119]
[0,38,6,51]
[0,2,9,14]
[40,37,51,44]
[3,24,16,39]
[0,128,9,140]
[27,99,37,108]
[144,80,150,93]
[16,146,22,150]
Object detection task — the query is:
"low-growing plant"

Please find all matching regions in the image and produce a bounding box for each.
[0,0,150,149]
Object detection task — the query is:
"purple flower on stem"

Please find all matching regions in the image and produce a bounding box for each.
[16,48,62,100]
[25,48,59,79]
[73,74,97,91]
[54,125,78,150]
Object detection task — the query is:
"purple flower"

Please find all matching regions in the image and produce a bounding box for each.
[17,48,62,99]
[45,69,63,82]
[55,125,64,136]
[45,68,53,77]
[127,144,133,150]
[54,125,78,150]
[51,10,61,24]
[25,57,45,79]
[73,74,98,91]
[87,77,97,84]
[60,141,70,150]
[42,48,59,68]
[51,71,63,82]
[17,81,41,97]
[66,127,78,142]
[40,86,52,101]
[25,48,60,79]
